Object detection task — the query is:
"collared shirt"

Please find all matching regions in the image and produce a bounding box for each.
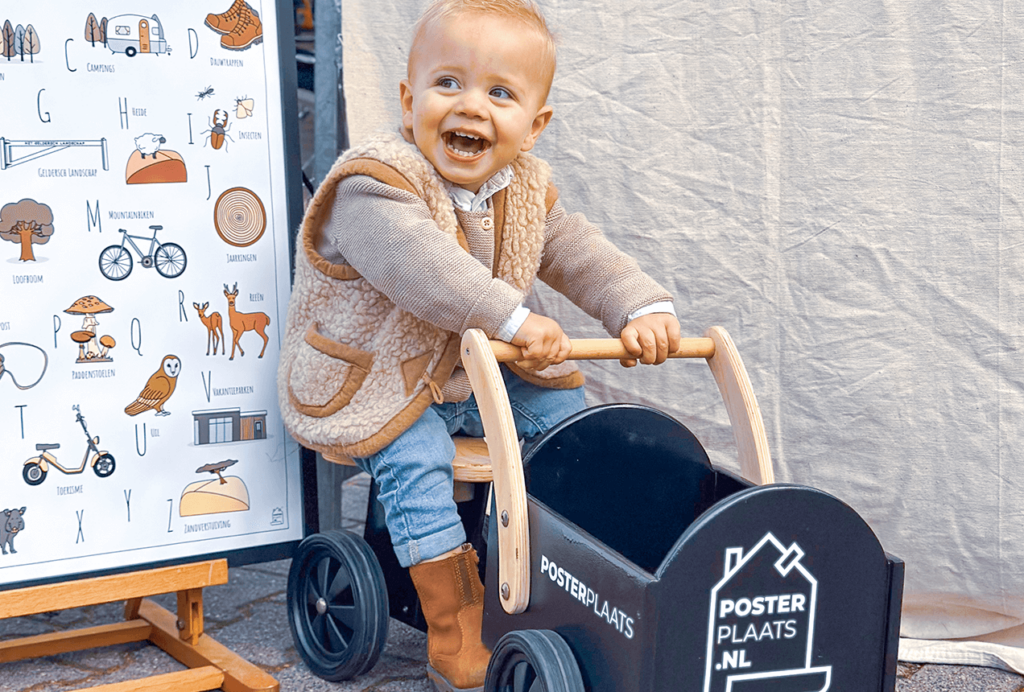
[444,168,675,341]
[446,166,515,212]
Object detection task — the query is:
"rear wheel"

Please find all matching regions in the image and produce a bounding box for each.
[155,243,187,278]
[287,530,389,681]
[99,246,132,280]
[485,630,585,692]
[23,463,46,486]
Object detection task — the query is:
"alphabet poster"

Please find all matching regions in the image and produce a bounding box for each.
[0,2,303,587]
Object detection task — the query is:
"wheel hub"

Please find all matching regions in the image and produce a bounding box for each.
[315,597,328,615]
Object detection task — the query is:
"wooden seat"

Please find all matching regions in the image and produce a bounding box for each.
[322,436,494,483]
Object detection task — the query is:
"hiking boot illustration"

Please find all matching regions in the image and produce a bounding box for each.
[205,0,259,36]
[220,7,263,50]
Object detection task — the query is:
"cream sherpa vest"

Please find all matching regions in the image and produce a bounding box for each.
[277,131,579,458]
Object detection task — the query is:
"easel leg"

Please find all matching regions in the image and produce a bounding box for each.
[176,587,205,646]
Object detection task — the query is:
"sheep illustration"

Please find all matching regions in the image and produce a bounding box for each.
[134,134,166,160]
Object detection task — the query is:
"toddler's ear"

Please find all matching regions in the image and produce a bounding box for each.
[521,105,554,152]
[399,80,415,138]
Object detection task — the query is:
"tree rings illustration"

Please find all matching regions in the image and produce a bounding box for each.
[214,187,265,247]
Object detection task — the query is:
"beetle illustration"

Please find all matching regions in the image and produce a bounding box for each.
[202,109,233,151]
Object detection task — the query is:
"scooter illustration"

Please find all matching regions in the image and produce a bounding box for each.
[23,406,115,486]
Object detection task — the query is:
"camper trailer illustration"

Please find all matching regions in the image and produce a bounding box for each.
[704,532,832,692]
[106,14,171,57]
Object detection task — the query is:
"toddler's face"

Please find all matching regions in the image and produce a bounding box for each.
[401,13,553,192]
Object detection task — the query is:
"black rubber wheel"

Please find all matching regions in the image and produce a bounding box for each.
[22,463,45,486]
[99,246,132,280]
[125,46,137,57]
[287,530,389,681]
[93,453,115,477]
[486,630,585,692]
[155,243,187,278]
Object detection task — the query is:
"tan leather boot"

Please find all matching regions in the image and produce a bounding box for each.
[205,0,249,35]
[409,544,492,692]
[220,8,263,50]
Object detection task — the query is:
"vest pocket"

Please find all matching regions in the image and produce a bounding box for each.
[288,323,374,417]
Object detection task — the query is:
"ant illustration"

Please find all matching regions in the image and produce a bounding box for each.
[202,109,234,151]
[196,85,215,101]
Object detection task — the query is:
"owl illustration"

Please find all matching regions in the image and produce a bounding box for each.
[125,355,181,417]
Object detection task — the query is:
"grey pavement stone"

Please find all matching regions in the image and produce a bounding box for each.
[898,663,1024,691]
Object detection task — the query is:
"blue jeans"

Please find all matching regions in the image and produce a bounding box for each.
[353,367,586,567]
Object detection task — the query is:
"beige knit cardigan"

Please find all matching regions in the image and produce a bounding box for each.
[277,131,581,458]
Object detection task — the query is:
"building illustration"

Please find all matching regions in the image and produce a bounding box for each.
[703,532,832,692]
[192,407,266,445]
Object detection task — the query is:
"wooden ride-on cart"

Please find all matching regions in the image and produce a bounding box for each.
[286,327,904,692]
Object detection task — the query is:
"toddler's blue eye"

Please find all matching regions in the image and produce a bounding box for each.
[438,77,459,89]
[490,87,512,99]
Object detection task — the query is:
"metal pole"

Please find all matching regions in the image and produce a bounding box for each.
[313,0,348,187]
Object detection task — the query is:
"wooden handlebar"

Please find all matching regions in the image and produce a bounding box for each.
[463,326,773,616]
[488,337,716,362]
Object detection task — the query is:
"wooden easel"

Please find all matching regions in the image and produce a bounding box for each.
[0,559,279,692]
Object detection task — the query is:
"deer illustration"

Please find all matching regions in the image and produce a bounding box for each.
[193,302,225,356]
[223,283,270,360]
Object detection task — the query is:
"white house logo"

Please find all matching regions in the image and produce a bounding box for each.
[703,533,832,692]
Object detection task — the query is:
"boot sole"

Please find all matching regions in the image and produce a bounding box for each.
[220,34,263,50]
[426,664,484,692]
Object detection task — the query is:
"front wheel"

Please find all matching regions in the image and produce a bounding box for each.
[23,463,46,486]
[485,630,585,692]
[155,242,187,278]
[287,530,389,681]
[99,246,132,280]
[93,453,115,478]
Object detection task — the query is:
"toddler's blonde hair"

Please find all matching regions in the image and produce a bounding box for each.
[410,0,557,99]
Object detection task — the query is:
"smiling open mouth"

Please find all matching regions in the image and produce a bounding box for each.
[444,131,490,158]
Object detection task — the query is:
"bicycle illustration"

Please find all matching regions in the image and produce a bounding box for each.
[98,225,187,281]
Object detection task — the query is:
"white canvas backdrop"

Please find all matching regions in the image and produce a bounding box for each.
[342,0,1024,671]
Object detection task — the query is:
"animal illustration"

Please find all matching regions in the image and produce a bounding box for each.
[203,109,233,151]
[223,282,270,359]
[1,507,25,555]
[235,96,254,119]
[134,133,166,159]
[197,85,215,100]
[125,354,181,416]
[193,302,225,355]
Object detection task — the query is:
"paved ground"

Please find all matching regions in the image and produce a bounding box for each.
[1,472,1022,691]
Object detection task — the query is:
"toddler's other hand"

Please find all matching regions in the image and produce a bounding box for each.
[619,313,681,367]
[511,313,571,371]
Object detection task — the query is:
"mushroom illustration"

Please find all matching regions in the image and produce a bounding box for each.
[99,335,116,359]
[70,330,92,361]
[64,296,115,362]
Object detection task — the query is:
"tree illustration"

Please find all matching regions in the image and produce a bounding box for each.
[0,200,55,262]
[84,13,101,46]
[99,17,107,45]
[13,24,24,61]
[23,24,39,62]
[2,21,13,60]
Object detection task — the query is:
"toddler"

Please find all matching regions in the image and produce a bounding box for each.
[279,1,680,690]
